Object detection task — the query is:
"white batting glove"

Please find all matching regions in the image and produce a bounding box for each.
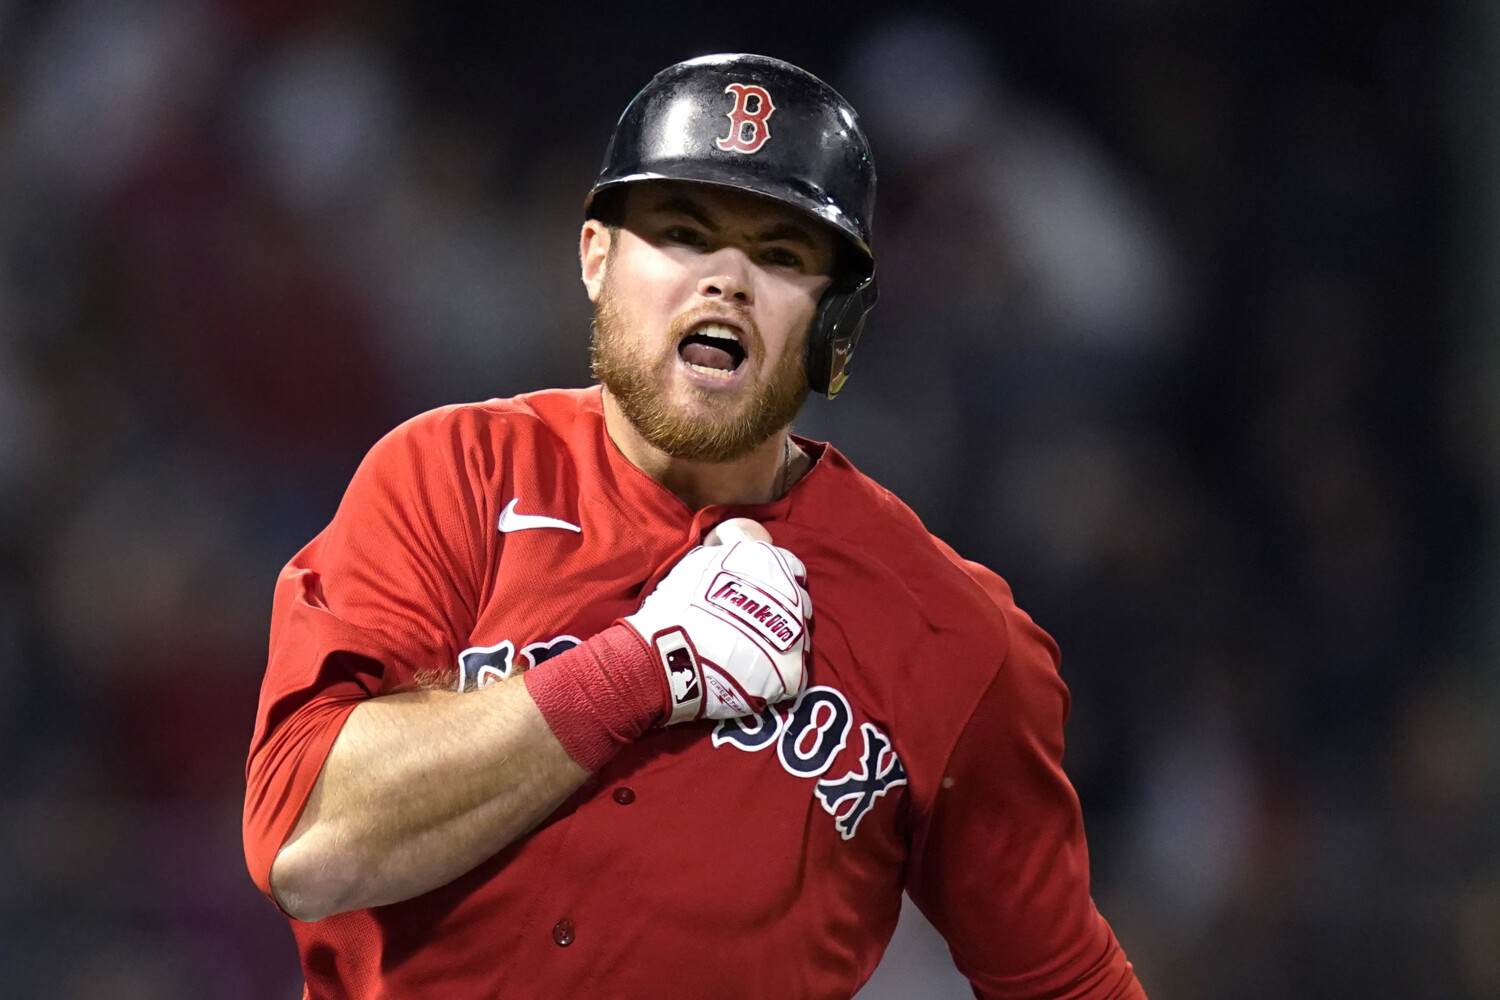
[623,519,812,724]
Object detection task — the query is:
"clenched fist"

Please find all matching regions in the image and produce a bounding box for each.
[623,519,812,723]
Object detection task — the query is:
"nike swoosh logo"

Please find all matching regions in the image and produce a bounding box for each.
[498,498,582,534]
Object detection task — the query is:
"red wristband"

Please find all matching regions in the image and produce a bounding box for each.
[523,622,668,773]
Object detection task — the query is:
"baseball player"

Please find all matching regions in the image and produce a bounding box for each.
[244,54,1146,999]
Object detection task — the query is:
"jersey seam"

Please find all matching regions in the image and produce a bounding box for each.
[903,583,1014,871]
[436,398,569,622]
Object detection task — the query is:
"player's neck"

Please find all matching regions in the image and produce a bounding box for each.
[602,392,807,510]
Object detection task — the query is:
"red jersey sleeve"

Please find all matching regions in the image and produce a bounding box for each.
[906,584,1145,1000]
[243,408,488,899]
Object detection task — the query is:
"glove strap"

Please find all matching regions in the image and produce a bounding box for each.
[523,623,668,773]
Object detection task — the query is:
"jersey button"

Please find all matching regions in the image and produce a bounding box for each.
[552,918,575,947]
[612,786,636,805]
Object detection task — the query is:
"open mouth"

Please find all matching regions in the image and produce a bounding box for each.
[677,323,747,379]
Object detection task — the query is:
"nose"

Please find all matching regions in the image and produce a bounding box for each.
[697,251,754,305]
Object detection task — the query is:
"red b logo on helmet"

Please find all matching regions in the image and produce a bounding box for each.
[716,83,776,154]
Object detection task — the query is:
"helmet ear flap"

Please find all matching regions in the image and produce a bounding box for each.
[805,272,878,398]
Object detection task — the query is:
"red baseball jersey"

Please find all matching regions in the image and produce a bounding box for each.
[244,386,1144,999]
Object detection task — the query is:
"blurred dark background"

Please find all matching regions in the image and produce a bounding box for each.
[0,0,1493,997]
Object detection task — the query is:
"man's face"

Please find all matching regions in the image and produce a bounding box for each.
[583,181,837,462]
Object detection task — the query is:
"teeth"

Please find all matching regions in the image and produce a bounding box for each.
[696,324,741,343]
[687,362,735,379]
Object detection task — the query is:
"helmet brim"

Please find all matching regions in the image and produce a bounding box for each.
[585,171,873,278]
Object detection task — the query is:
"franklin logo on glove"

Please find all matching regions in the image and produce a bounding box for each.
[707,576,801,650]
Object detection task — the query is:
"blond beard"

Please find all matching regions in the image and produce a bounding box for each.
[589,277,810,462]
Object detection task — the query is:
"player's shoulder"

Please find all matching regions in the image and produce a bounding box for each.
[384,387,599,448]
[384,383,594,437]
[800,443,1023,625]
[347,388,600,501]
[791,444,1060,779]
[785,442,1047,709]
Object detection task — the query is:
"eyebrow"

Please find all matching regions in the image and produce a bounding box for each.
[651,196,822,249]
[653,196,718,231]
[753,222,820,249]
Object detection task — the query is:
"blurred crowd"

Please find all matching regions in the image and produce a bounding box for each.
[0,1,1491,997]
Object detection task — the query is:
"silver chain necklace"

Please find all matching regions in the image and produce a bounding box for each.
[781,435,793,498]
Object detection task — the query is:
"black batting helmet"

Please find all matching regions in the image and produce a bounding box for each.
[585,53,878,398]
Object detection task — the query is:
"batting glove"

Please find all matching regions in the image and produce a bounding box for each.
[623,531,812,724]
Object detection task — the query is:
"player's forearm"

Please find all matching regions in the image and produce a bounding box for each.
[269,675,587,922]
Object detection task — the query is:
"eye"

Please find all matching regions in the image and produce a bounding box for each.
[663,225,708,248]
[760,247,804,270]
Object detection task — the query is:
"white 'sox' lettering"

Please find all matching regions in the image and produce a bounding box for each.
[457,635,579,692]
[713,685,904,841]
[815,723,909,840]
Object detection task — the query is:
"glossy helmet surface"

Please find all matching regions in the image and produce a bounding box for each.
[585,53,878,397]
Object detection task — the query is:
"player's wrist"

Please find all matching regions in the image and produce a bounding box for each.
[523,622,665,773]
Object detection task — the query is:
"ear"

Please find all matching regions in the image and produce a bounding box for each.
[580,220,612,303]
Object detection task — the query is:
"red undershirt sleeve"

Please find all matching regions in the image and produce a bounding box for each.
[243,409,486,900]
[906,607,1146,1000]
